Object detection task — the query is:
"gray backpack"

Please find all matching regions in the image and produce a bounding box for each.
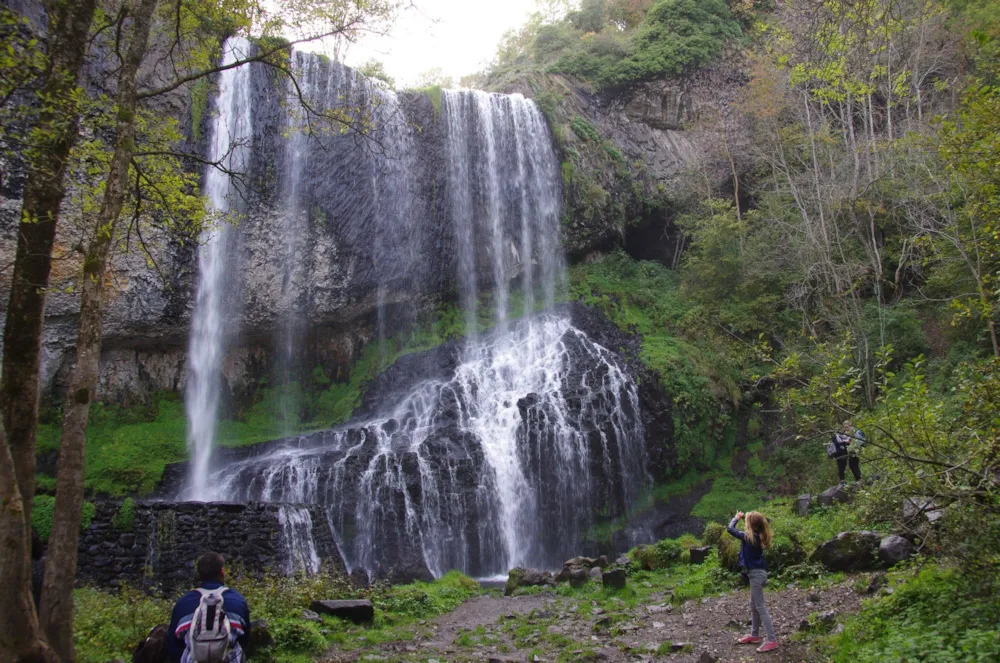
[187,586,231,663]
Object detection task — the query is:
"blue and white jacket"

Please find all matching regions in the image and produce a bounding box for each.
[166,580,251,662]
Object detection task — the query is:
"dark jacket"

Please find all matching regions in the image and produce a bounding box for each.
[727,515,767,571]
[166,580,251,662]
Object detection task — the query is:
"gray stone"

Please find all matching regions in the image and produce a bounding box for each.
[309,599,374,624]
[504,568,554,596]
[615,554,630,566]
[588,566,603,579]
[811,531,881,571]
[796,494,812,516]
[689,546,711,565]
[878,535,914,567]
[300,609,322,623]
[901,497,945,524]
[818,485,851,506]
[569,568,590,587]
[602,568,627,589]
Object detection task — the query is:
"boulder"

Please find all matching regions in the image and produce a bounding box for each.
[504,568,555,596]
[901,497,945,524]
[878,535,914,567]
[588,566,603,579]
[248,619,275,651]
[130,624,168,663]
[818,485,851,507]
[796,494,812,516]
[602,568,627,589]
[689,546,711,565]
[811,531,881,571]
[615,554,630,567]
[300,609,322,623]
[309,599,374,624]
[349,568,371,589]
[568,568,590,587]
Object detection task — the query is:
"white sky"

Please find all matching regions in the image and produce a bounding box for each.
[336,0,544,88]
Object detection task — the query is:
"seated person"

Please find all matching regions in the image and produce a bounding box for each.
[167,552,251,662]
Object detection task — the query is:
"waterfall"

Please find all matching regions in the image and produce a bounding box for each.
[279,506,321,574]
[184,37,252,500]
[204,313,648,577]
[181,47,649,576]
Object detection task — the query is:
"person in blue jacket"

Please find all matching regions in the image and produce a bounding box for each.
[167,552,252,662]
[727,511,779,653]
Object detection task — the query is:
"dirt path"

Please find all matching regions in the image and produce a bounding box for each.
[322,579,864,662]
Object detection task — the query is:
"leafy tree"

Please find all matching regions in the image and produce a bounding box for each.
[599,0,742,88]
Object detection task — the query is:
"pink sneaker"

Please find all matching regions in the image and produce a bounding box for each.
[757,641,779,653]
[738,635,763,644]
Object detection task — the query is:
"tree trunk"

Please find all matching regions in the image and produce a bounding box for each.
[38,0,159,659]
[1,0,97,538]
[0,2,96,662]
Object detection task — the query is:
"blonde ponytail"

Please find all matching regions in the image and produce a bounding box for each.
[745,512,773,549]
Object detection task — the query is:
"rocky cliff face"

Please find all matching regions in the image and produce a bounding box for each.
[2,47,563,408]
[494,59,747,260]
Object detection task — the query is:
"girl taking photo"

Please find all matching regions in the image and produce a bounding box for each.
[727,511,778,653]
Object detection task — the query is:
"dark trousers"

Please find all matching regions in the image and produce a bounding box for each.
[837,455,861,482]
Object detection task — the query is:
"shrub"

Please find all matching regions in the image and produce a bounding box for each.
[271,619,327,654]
[32,495,96,542]
[631,538,684,570]
[701,522,725,546]
[112,497,136,532]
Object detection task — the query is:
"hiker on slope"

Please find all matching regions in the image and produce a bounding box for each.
[167,552,252,663]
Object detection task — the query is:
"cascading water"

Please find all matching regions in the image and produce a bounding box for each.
[184,37,252,500]
[204,313,647,577]
[181,46,649,576]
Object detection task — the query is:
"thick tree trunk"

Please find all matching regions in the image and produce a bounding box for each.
[38,1,159,659]
[0,0,97,538]
[0,2,97,662]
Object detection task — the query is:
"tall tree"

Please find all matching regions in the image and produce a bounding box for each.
[0,0,98,660]
[36,0,160,658]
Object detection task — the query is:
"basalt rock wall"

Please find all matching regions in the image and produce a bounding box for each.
[74,500,346,592]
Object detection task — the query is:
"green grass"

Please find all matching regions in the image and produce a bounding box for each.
[74,570,482,663]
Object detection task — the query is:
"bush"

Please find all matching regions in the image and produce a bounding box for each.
[631,538,684,570]
[701,522,725,546]
[271,619,327,654]
[826,567,1000,662]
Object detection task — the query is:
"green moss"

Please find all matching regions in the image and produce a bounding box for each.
[32,495,96,541]
[189,78,208,142]
[418,84,443,116]
[112,497,136,532]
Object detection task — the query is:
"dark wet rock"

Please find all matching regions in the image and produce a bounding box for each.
[689,546,711,565]
[878,535,914,567]
[349,568,371,589]
[602,568,627,589]
[310,599,374,624]
[811,531,881,571]
[504,568,555,596]
[569,568,590,587]
[130,624,168,663]
[248,619,275,652]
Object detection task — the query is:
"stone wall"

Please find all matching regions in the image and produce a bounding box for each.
[77,501,344,592]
